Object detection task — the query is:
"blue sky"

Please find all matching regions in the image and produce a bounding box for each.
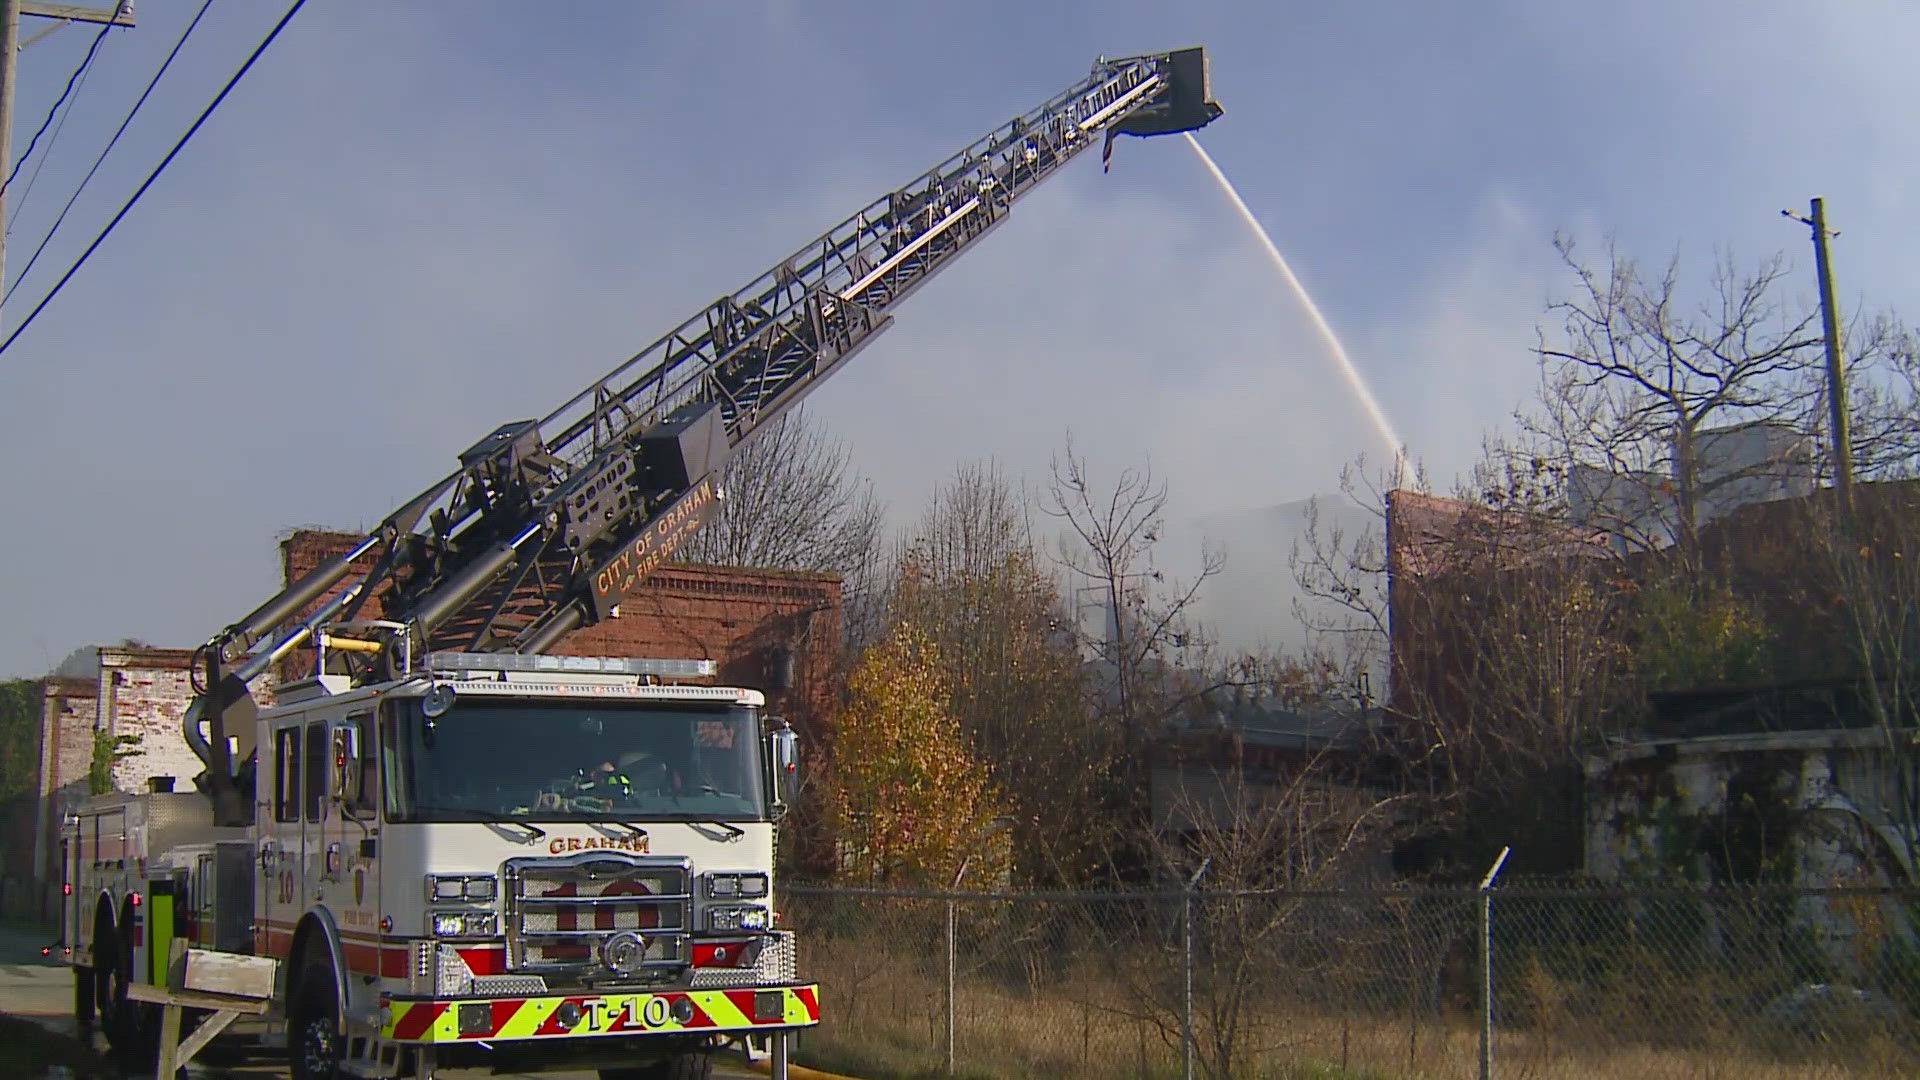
[1,1,1915,674]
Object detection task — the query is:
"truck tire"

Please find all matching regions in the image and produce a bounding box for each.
[88,904,114,1044]
[599,1048,714,1080]
[72,960,95,1035]
[287,957,345,1080]
[105,903,162,1071]
[99,921,134,1052]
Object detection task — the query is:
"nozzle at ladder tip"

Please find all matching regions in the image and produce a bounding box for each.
[1113,46,1225,139]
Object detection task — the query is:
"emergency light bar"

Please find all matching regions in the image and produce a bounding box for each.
[423,652,718,679]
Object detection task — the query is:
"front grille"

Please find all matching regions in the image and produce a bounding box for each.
[505,853,691,979]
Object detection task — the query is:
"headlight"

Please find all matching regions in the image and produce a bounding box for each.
[707,905,769,932]
[706,872,768,899]
[430,911,498,937]
[426,874,497,903]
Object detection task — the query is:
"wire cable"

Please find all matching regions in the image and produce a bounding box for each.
[5,0,215,307]
[9,50,98,229]
[3,5,122,196]
[0,0,308,356]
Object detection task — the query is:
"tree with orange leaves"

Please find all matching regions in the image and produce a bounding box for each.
[828,623,1006,887]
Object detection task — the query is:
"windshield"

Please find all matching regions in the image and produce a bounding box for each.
[382,698,767,823]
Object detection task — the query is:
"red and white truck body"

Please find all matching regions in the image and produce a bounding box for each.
[61,652,815,1078]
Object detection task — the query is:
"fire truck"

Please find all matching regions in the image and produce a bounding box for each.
[58,46,1222,1080]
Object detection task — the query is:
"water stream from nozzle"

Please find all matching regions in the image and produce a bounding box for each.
[1183,133,1406,480]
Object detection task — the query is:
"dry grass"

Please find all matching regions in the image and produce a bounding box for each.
[797,932,1917,1080]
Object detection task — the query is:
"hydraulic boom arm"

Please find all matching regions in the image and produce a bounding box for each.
[184,47,1221,823]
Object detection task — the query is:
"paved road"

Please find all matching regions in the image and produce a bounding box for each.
[0,924,762,1079]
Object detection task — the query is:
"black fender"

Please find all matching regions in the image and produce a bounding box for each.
[287,907,349,1022]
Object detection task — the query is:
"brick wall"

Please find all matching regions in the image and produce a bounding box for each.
[279,531,843,738]
[96,647,203,795]
[33,677,96,893]
[43,681,95,797]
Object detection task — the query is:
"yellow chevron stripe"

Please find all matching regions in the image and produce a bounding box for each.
[383,986,821,1043]
[695,989,751,1027]
[499,997,554,1039]
[781,990,815,1025]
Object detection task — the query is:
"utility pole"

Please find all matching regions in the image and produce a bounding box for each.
[0,0,19,316]
[0,1,135,319]
[1783,197,1854,514]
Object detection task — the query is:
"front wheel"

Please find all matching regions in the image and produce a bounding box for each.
[287,961,344,1080]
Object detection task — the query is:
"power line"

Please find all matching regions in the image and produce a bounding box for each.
[11,29,103,228]
[0,0,307,357]
[5,0,214,307]
[3,6,118,196]
[9,37,97,229]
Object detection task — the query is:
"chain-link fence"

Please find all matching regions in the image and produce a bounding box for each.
[783,880,1920,1079]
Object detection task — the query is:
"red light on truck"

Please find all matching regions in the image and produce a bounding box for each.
[130,892,141,907]
[62,883,72,896]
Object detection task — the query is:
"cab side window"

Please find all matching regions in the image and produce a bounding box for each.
[274,727,301,823]
[350,713,378,814]
[304,723,327,822]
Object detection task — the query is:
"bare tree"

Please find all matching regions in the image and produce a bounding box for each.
[677,406,888,641]
[1288,452,1423,702]
[901,461,1030,579]
[1091,749,1402,1079]
[1519,236,1824,554]
[1042,434,1224,747]
[1819,312,1920,483]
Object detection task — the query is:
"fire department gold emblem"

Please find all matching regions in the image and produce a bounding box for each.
[353,867,365,905]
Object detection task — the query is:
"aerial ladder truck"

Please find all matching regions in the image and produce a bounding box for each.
[59,47,1221,1080]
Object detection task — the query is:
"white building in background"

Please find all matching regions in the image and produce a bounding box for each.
[1688,420,1817,515]
[1567,464,1680,552]
[1567,420,1816,551]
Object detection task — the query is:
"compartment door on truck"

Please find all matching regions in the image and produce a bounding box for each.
[321,711,380,945]
[259,721,309,957]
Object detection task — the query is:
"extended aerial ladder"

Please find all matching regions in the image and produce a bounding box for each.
[184,48,1223,825]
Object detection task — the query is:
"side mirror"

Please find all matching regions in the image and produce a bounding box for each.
[768,723,799,810]
[331,723,363,807]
